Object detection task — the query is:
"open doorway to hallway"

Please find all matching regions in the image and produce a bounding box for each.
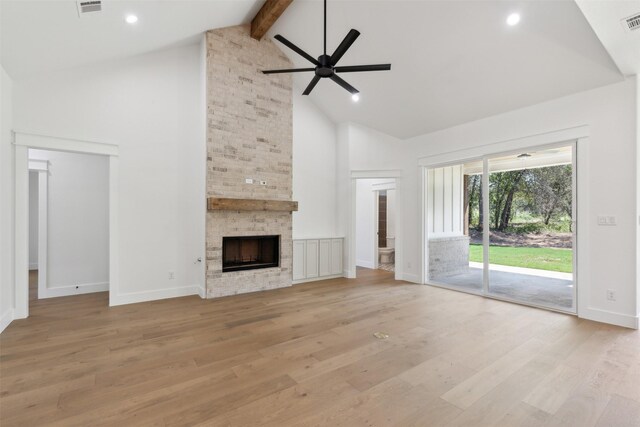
[426,143,576,313]
[355,178,397,276]
[27,149,109,305]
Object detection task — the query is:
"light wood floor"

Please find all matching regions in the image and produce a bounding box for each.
[1,269,639,426]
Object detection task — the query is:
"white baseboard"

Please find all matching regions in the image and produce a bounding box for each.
[580,307,639,329]
[197,286,206,299]
[110,285,201,306]
[40,282,109,299]
[293,274,344,285]
[29,263,38,270]
[0,308,14,334]
[401,273,421,284]
[356,260,375,269]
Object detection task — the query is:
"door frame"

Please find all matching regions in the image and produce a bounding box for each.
[349,170,402,280]
[28,159,49,299]
[419,126,588,316]
[13,131,119,319]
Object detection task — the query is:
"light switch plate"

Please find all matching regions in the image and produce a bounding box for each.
[597,215,617,226]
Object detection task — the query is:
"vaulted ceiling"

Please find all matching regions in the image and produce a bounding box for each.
[268,0,625,138]
[0,0,632,139]
[0,0,263,78]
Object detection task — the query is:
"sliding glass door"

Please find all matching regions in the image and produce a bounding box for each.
[426,144,576,313]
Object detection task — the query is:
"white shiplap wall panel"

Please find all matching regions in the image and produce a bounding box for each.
[427,165,464,237]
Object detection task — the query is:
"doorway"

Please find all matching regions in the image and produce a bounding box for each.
[13,131,119,319]
[354,178,397,276]
[27,149,110,303]
[425,143,576,313]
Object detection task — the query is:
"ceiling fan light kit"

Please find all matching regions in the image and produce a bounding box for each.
[262,0,391,97]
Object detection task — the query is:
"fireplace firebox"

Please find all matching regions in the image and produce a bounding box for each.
[222,235,280,272]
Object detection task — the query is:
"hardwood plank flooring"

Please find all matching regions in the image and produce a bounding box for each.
[1,268,638,426]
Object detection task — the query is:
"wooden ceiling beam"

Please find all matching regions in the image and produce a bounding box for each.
[250,0,293,40]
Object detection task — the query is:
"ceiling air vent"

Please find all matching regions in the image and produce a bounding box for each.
[77,1,102,15]
[622,13,640,32]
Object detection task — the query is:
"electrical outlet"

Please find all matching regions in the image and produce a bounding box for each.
[245,178,254,184]
[606,289,616,301]
[168,271,175,280]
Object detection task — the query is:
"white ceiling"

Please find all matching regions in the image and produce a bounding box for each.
[576,0,640,76]
[0,0,263,78]
[268,0,625,138]
[0,1,630,139]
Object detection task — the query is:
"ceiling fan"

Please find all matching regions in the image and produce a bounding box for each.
[262,0,391,97]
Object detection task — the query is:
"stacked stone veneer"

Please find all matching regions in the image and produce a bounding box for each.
[205,25,294,298]
[428,236,471,278]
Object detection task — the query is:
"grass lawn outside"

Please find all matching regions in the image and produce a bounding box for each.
[469,244,573,273]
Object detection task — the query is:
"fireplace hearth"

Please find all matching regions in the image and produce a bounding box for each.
[222,235,280,272]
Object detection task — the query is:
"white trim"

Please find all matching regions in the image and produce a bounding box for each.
[372,181,396,191]
[356,260,375,269]
[14,145,29,319]
[0,309,14,334]
[417,125,589,167]
[14,131,118,156]
[196,286,206,299]
[402,273,421,284]
[580,307,639,329]
[28,159,48,171]
[108,156,119,307]
[110,286,201,306]
[36,167,48,299]
[373,190,379,270]
[293,274,343,285]
[39,282,109,299]
[351,169,402,179]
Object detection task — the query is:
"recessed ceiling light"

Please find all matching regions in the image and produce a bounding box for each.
[125,14,138,24]
[506,13,520,26]
[352,94,360,102]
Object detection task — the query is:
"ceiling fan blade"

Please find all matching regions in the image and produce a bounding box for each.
[330,29,360,66]
[274,35,320,65]
[303,76,321,96]
[330,75,359,95]
[334,64,391,73]
[262,68,316,74]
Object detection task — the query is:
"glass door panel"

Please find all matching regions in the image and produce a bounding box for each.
[487,145,575,312]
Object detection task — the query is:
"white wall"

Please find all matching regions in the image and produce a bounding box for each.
[28,171,38,269]
[0,63,14,332]
[343,78,638,328]
[13,44,206,304]
[29,149,109,295]
[292,92,338,239]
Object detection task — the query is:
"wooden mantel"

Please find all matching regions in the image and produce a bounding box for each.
[207,197,298,212]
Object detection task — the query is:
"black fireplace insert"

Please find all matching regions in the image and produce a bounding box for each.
[222,235,280,272]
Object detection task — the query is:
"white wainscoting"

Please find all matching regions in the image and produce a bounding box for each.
[293,238,344,284]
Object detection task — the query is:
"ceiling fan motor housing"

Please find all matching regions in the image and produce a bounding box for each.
[316,55,334,77]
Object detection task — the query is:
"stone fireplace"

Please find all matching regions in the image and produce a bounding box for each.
[205,25,295,298]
